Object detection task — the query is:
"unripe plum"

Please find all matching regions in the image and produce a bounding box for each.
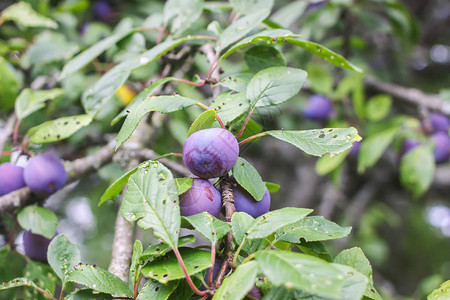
[23,231,57,263]
[24,153,67,195]
[0,163,26,196]
[234,186,271,218]
[183,128,239,179]
[432,132,450,163]
[179,178,221,217]
[303,94,335,121]
[426,113,449,133]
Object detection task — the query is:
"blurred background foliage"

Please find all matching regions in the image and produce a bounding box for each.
[0,0,449,299]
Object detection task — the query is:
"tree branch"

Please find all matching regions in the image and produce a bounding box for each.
[365,77,450,115]
[0,113,16,153]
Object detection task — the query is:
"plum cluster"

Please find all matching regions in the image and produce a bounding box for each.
[180,128,271,218]
[0,152,67,196]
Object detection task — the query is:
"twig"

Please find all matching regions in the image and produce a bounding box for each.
[365,77,450,115]
[0,113,16,153]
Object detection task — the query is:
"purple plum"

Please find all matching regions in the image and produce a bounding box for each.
[23,231,57,263]
[234,186,271,218]
[400,139,420,157]
[349,141,361,158]
[303,94,335,121]
[201,260,224,290]
[423,113,450,134]
[432,132,450,163]
[183,128,239,179]
[24,153,67,195]
[0,163,26,196]
[93,1,113,20]
[248,286,262,299]
[179,178,222,217]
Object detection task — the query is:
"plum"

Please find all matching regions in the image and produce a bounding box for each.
[349,141,361,157]
[179,178,221,217]
[234,186,271,218]
[0,163,26,196]
[93,1,113,20]
[424,113,450,133]
[23,231,57,263]
[303,94,335,121]
[183,128,239,179]
[24,153,67,195]
[432,132,450,163]
[400,138,420,158]
[248,286,262,299]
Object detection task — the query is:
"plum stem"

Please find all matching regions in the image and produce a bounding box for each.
[58,282,65,300]
[238,132,267,145]
[173,247,208,296]
[208,242,216,287]
[235,109,254,138]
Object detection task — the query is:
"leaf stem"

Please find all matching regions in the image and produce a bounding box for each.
[173,78,206,87]
[232,238,246,268]
[195,103,226,129]
[241,253,255,265]
[156,22,167,44]
[133,273,143,299]
[238,132,267,145]
[12,119,21,146]
[58,282,65,300]
[235,109,253,138]
[208,242,217,287]
[172,247,207,296]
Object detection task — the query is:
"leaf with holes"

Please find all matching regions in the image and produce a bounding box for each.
[136,280,179,300]
[246,67,307,108]
[141,248,211,284]
[287,39,362,72]
[182,212,231,243]
[275,216,351,243]
[210,92,250,124]
[17,206,58,239]
[26,114,93,144]
[255,250,348,298]
[213,261,258,300]
[216,9,271,53]
[121,162,180,248]
[1,2,57,29]
[0,277,43,293]
[139,235,195,262]
[216,74,252,93]
[66,264,132,297]
[246,207,312,240]
[47,234,81,282]
[15,88,64,120]
[116,95,200,149]
[175,177,193,195]
[232,157,266,201]
[267,127,361,157]
[66,289,113,300]
[188,110,216,136]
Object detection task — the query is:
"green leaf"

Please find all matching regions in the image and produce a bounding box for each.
[121,162,180,249]
[175,177,193,195]
[265,182,280,193]
[47,234,81,282]
[15,88,64,120]
[83,36,210,116]
[229,0,274,15]
[287,39,362,72]
[116,95,199,149]
[99,166,140,206]
[275,216,351,243]
[17,206,58,239]
[315,149,350,175]
[1,2,58,29]
[210,92,250,124]
[0,277,43,293]
[217,74,252,93]
[231,212,255,245]
[219,29,295,62]
[129,240,143,288]
[428,280,450,300]
[61,23,134,79]
[267,127,362,157]
[244,45,286,73]
[366,94,392,121]
[67,264,132,297]
[271,0,308,28]
[400,145,435,197]
[188,110,216,136]
[136,280,179,300]
[326,264,368,300]
[246,207,313,240]
[141,248,211,284]
[163,0,204,37]
[334,247,382,300]
[213,261,258,300]
[112,77,177,125]
[216,9,271,53]
[255,250,347,298]
[182,212,231,243]
[232,157,266,201]
[297,241,332,262]
[357,126,399,173]
[66,289,113,300]
[246,67,307,107]
[24,260,58,295]
[0,57,20,110]
[139,235,195,261]
[308,63,334,96]
[27,114,93,144]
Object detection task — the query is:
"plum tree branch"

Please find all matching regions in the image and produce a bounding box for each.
[365,77,450,115]
[0,113,16,153]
